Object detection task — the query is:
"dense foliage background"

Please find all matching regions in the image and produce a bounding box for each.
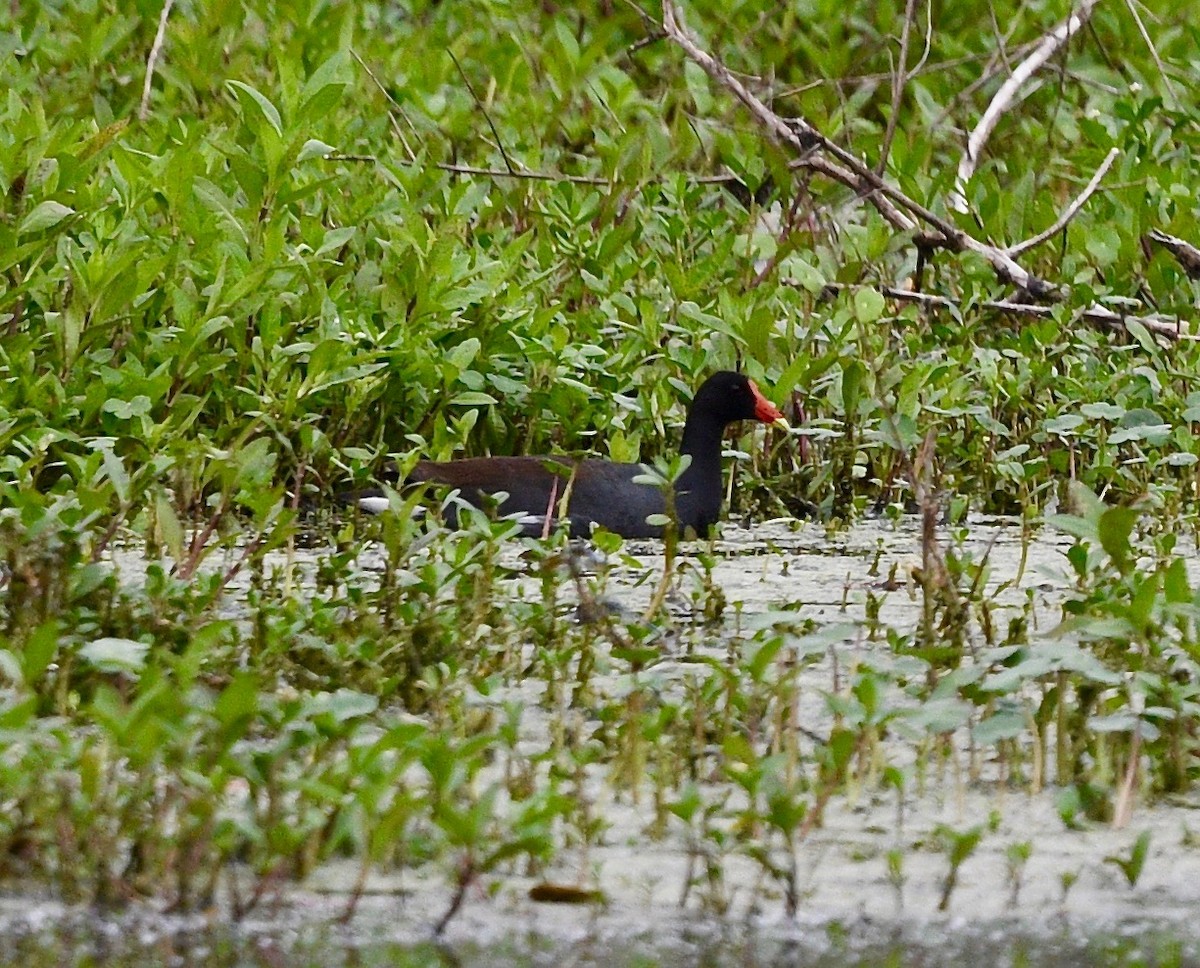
[3,0,1200,929]
[4,0,1199,523]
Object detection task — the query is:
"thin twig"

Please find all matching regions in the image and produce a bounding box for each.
[876,0,922,176]
[1111,724,1142,829]
[950,0,1102,212]
[351,49,418,162]
[1145,229,1200,279]
[782,46,1023,99]
[447,48,516,176]
[930,38,1041,130]
[1120,0,1179,106]
[327,154,747,188]
[139,0,175,121]
[816,281,1191,340]
[626,30,666,56]
[659,0,1058,297]
[1005,146,1120,256]
[791,154,916,232]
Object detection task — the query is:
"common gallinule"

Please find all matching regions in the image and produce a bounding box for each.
[358,371,785,538]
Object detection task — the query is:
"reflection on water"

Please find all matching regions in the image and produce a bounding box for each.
[1,917,1195,968]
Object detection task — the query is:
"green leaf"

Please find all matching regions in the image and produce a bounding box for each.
[1123,319,1157,353]
[215,672,259,727]
[308,688,379,723]
[1044,414,1084,435]
[446,337,481,372]
[972,710,1026,745]
[1084,224,1120,263]
[853,287,886,323]
[226,80,284,136]
[684,60,713,113]
[298,138,337,163]
[448,391,496,406]
[155,491,185,562]
[95,449,129,506]
[22,621,60,684]
[1080,403,1124,420]
[19,201,75,234]
[1097,506,1137,570]
[102,395,152,420]
[842,359,867,417]
[1044,512,1096,540]
[315,225,356,256]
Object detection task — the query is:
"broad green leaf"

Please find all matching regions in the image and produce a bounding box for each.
[1097,505,1137,569]
[448,391,496,406]
[298,138,337,163]
[446,337,481,371]
[853,287,885,323]
[20,201,75,234]
[226,79,284,136]
[315,225,356,256]
[155,491,185,562]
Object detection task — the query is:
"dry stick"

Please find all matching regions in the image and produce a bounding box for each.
[540,476,560,540]
[331,154,614,184]
[1005,146,1120,256]
[658,1,1058,297]
[876,0,925,176]
[327,153,749,189]
[794,155,916,232]
[950,0,1102,213]
[1120,0,1179,106]
[929,37,1041,130]
[987,0,1017,76]
[447,48,517,176]
[351,49,419,162]
[784,47,1025,99]
[816,282,1191,341]
[1145,229,1200,280]
[139,0,175,121]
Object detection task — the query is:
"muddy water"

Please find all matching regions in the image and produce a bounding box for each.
[6,516,1200,967]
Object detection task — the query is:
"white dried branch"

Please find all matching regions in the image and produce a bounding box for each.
[659,0,1058,297]
[1120,0,1179,106]
[876,0,923,176]
[950,0,1102,213]
[1006,146,1120,256]
[139,0,175,121]
[817,282,1191,341]
[1145,229,1200,279]
[792,155,917,232]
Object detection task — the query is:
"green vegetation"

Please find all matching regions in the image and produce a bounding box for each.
[2,0,1200,943]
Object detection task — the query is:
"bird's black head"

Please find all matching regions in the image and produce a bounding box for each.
[691,371,785,425]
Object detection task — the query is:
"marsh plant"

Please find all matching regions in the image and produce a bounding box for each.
[4,0,1200,939]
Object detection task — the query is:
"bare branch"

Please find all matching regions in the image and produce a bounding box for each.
[447,48,517,176]
[817,282,1191,341]
[791,154,917,232]
[351,49,419,162]
[1120,0,1179,106]
[659,0,1059,297]
[1006,146,1120,256]
[950,0,1101,213]
[1145,229,1200,279]
[876,0,922,176]
[326,154,755,190]
[139,0,175,121]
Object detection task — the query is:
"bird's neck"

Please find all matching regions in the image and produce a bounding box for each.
[678,411,725,494]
